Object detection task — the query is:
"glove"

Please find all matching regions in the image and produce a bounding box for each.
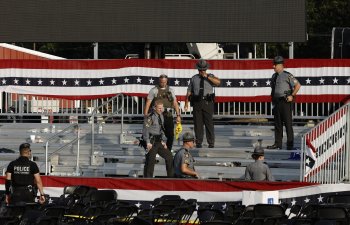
[174,122,182,140]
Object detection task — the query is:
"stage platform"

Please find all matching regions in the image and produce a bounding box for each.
[2,176,349,208]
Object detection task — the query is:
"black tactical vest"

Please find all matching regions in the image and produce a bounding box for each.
[153,86,173,108]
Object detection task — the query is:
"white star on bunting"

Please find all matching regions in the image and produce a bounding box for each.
[226,80,232,86]
[291,199,296,206]
[319,78,325,84]
[304,197,310,203]
[317,195,324,202]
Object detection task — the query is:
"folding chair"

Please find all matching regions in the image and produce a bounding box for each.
[316,206,350,225]
[250,204,287,225]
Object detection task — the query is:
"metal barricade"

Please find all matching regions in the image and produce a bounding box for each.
[301,102,350,183]
[0,92,342,122]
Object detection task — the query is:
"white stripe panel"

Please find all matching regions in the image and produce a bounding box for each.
[0,185,242,202]
[2,183,350,203]
[0,67,350,79]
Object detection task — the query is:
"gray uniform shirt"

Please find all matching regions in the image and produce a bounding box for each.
[142,113,166,144]
[173,147,195,177]
[273,71,299,98]
[187,74,215,96]
[244,160,274,181]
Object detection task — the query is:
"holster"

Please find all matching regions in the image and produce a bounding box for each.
[138,136,147,150]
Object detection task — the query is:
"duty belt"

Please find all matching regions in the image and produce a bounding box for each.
[12,185,35,193]
[150,135,162,143]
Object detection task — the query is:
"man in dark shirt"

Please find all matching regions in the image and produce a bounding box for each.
[5,143,45,205]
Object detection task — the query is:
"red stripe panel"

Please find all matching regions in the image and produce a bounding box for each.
[0,59,350,70]
[0,176,315,192]
[24,94,350,103]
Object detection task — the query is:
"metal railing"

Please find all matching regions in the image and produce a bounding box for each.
[44,123,81,175]
[0,92,344,123]
[90,93,125,154]
[301,102,350,183]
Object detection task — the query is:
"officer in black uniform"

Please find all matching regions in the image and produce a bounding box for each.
[144,74,181,151]
[143,101,174,178]
[173,132,199,178]
[267,56,301,150]
[184,59,221,148]
[5,143,45,205]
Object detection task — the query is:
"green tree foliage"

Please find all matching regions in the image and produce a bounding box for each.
[295,0,350,58]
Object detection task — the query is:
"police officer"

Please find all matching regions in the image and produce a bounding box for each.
[267,56,301,150]
[5,143,45,205]
[173,132,199,178]
[244,146,274,181]
[143,101,174,178]
[144,74,181,151]
[184,59,221,148]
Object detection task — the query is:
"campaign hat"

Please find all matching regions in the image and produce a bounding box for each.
[196,59,209,71]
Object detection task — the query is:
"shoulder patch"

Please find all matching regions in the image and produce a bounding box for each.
[144,115,153,127]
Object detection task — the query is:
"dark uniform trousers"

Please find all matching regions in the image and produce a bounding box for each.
[11,186,35,204]
[163,111,174,151]
[273,98,294,149]
[192,99,215,146]
[144,141,174,178]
